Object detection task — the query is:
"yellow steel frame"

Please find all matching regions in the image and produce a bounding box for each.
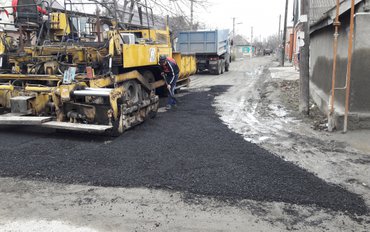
[0,33,5,55]
[50,12,71,38]
[172,52,197,80]
[29,93,50,115]
[89,70,151,90]
[122,44,171,68]
[120,29,171,46]
[109,86,125,120]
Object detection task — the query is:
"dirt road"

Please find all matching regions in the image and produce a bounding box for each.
[0,57,368,231]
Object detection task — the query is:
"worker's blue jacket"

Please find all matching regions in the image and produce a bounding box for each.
[163,58,180,85]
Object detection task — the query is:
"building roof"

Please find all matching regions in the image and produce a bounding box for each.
[310,0,364,33]
[293,0,346,26]
[233,34,249,46]
[310,0,337,24]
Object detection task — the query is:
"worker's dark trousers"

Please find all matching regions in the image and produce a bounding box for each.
[167,75,178,106]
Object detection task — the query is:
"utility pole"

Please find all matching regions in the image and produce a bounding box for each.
[232,17,237,60]
[190,0,194,30]
[233,17,236,38]
[328,0,341,131]
[280,0,289,67]
[251,26,253,44]
[232,18,242,59]
[299,0,310,115]
[250,26,253,57]
[278,14,281,40]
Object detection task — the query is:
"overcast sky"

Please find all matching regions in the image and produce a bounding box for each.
[56,0,293,41]
[195,0,294,41]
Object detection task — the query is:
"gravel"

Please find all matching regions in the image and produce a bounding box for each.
[0,86,367,215]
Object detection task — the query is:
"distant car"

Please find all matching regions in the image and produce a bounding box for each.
[263,49,273,56]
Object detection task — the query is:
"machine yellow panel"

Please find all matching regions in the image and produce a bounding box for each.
[50,12,71,36]
[173,52,196,80]
[0,34,5,54]
[123,44,171,68]
[120,29,170,45]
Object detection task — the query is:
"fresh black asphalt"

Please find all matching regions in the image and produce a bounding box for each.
[0,86,367,215]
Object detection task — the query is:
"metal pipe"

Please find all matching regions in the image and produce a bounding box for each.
[0,4,41,8]
[25,86,54,92]
[85,88,113,92]
[0,74,86,81]
[0,85,14,91]
[73,89,111,97]
[343,0,356,133]
[328,0,341,132]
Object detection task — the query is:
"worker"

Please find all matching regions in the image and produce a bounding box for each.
[159,55,179,110]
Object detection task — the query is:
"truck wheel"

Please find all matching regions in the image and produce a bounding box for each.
[221,63,225,74]
[225,62,230,72]
[215,64,221,75]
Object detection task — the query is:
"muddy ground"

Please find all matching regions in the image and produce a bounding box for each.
[0,57,369,231]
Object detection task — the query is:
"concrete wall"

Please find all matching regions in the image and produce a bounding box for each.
[310,11,350,114]
[310,5,370,120]
[351,13,370,113]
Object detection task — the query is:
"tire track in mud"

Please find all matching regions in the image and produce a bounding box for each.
[213,65,294,143]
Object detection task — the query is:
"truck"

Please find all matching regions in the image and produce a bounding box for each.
[177,29,231,75]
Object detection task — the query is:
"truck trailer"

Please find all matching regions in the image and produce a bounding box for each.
[177,29,231,75]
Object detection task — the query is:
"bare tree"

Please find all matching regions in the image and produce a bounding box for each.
[98,0,208,32]
[146,0,208,28]
[168,15,204,38]
[264,35,280,50]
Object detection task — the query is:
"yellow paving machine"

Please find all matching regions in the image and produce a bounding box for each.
[0,0,195,135]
